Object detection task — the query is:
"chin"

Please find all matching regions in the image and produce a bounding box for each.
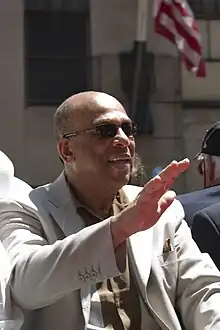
[110,173,131,191]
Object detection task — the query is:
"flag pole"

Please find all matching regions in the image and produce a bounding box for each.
[131,0,149,119]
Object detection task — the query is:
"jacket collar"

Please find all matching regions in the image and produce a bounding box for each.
[44,172,85,237]
[47,172,72,208]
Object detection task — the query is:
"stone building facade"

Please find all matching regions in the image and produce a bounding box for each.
[0,0,220,193]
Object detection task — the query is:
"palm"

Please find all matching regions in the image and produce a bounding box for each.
[129,159,189,233]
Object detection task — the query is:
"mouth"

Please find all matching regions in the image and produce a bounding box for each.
[108,155,132,170]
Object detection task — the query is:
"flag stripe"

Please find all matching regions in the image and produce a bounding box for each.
[159,13,200,63]
[154,0,206,77]
[173,1,199,32]
[159,13,201,64]
[158,2,201,54]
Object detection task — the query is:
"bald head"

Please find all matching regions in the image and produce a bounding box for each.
[54,91,125,140]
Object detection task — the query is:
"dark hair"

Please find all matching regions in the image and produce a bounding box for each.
[54,102,73,141]
[129,153,146,184]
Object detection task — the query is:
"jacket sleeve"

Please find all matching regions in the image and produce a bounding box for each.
[174,207,220,329]
[192,210,220,270]
[0,200,121,310]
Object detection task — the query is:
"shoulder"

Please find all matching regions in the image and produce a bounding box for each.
[194,201,220,221]
[177,185,220,204]
[177,188,205,203]
[0,181,51,217]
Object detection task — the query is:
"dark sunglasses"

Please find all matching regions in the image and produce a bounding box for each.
[63,122,137,139]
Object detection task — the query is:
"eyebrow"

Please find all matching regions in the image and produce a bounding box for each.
[94,118,132,125]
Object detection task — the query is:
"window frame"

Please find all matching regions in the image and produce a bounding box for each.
[24,6,91,106]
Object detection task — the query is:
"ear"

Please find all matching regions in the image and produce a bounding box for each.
[197,160,204,176]
[57,139,75,163]
[203,156,215,189]
[207,156,215,181]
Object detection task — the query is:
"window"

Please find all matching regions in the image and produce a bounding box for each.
[188,0,220,19]
[25,0,90,105]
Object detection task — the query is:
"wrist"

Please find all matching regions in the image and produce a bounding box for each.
[110,212,133,249]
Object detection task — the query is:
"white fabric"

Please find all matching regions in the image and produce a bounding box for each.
[0,151,32,330]
[0,242,23,330]
[0,151,14,198]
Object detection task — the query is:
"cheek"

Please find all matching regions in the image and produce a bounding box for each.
[75,141,107,168]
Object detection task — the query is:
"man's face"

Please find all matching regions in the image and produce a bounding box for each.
[64,103,136,190]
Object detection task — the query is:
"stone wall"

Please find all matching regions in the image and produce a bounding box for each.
[0,0,220,192]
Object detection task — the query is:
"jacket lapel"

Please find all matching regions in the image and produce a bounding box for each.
[147,256,182,330]
[128,228,180,330]
[128,229,153,298]
[47,201,85,237]
[45,173,91,328]
[46,172,85,237]
[123,185,180,330]
[122,185,153,292]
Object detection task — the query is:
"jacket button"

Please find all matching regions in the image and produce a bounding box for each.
[84,273,91,281]
[91,270,97,279]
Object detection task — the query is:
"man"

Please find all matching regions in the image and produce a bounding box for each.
[177,121,220,227]
[1,91,220,330]
[177,122,220,270]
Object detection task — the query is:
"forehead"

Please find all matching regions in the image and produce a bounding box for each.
[93,109,131,125]
[73,102,130,129]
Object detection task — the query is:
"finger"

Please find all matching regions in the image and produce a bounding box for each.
[138,190,176,230]
[141,175,163,194]
[141,174,172,198]
[140,179,169,205]
[167,159,190,186]
[174,158,190,175]
[159,158,190,181]
[163,158,190,176]
[157,190,176,215]
[141,158,190,197]
[165,159,190,184]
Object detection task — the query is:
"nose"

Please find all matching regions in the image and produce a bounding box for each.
[112,127,131,147]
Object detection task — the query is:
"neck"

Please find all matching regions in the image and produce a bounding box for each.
[65,171,118,217]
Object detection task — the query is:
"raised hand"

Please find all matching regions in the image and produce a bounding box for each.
[111,158,190,247]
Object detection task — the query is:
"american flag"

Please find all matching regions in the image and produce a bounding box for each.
[154,0,206,77]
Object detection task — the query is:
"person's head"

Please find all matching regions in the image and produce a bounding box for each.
[54,91,138,195]
[195,122,220,188]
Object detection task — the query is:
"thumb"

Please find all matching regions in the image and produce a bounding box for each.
[157,190,176,215]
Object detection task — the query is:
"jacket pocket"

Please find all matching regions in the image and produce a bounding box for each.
[158,250,177,265]
[157,251,178,302]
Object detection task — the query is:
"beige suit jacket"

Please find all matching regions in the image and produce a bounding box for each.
[1,173,220,330]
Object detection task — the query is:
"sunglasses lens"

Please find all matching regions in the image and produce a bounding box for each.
[122,122,137,136]
[97,124,117,138]
[96,122,137,138]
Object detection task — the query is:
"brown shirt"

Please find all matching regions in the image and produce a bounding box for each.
[76,189,142,330]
